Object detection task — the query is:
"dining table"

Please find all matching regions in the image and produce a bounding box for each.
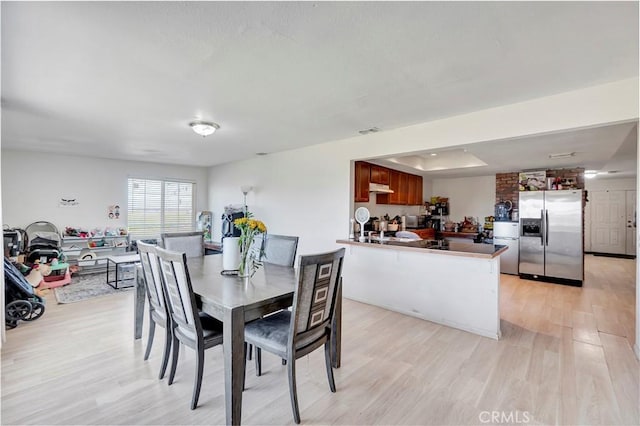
[133,254,342,425]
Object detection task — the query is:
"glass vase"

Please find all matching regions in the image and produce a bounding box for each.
[238,246,253,278]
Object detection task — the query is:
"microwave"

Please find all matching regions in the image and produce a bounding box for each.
[405,215,427,229]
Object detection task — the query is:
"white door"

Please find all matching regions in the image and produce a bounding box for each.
[590,190,626,254]
[625,190,636,255]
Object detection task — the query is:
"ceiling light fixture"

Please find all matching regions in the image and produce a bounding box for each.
[429,153,438,157]
[189,120,220,137]
[584,170,598,179]
[548,152,576,159]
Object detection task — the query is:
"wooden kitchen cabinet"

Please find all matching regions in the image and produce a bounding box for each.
[398,173,408,204]
[359,161,423,206]
[407,174,423,205]
[407,174,417,205]
[354,161,370,202]
[370,165,389,185]
[378,169,400,204]
[377,169,423,205]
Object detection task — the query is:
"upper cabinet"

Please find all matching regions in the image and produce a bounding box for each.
[407,175,423,206]
[407,174,417,205]
[397,172,409,204]
[351,161,422,206]
[370,165,389,185]
[378,169,400,204]
[354,161,371,202]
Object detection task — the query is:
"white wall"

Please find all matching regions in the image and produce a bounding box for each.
[431,175,496,222]
[1,150,209,233]
[585,177,636,191]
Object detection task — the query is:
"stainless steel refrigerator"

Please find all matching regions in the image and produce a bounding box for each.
[519,190,583,286]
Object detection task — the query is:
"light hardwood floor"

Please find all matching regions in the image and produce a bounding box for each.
[1,255,637,425]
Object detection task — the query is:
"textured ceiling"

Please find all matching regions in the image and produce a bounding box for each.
[2,1,638,168]
[376,122,638,179]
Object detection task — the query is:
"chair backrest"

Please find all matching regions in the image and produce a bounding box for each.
[262,234,299,267]
[155,246,204,344]
[137,241,167,319]
[289,248,345,350]
[161,231,204,258]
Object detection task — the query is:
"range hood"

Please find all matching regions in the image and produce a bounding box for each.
[369,183,394,194]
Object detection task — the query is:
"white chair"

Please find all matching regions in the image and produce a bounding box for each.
[161,231,204,258]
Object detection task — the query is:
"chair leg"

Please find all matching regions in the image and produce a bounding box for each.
[287,357,301,424]
[255,346,262,376]
[144,316,156,360]
[282,358,287,365]
[247,343,253,360]
[243,342,247,391]
[168,335,180,385]
[158,325,172,380]
[324,340,336,392]
[191,346,204,410]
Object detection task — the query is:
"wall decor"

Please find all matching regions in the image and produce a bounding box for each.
[518,171,546,191]
[59,198,79,207]
[108,205,121,219]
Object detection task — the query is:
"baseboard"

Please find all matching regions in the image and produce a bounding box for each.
[586,251,636,259]
[519,273,582,287]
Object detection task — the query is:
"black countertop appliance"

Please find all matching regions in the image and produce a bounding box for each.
[221,207,245,238]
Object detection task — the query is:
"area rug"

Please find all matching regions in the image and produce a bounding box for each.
[53,273,134,304]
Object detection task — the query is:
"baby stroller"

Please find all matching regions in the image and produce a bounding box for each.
[4,258,45,329]
[25,221,62,264]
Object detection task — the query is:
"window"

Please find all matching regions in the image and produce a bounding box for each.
[127,178,195,239]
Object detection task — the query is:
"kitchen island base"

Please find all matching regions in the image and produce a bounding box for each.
[338,240,503,340]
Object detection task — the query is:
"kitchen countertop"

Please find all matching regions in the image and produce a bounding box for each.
[439,231,478,239]
[336,238,507,259]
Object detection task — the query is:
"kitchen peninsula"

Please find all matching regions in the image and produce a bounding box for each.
[336,238,507,339]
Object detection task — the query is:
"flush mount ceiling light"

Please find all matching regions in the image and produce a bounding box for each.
[584,170,598,178]
[189,120,220,137]
[548,152,576,159]
[429,153,438,157]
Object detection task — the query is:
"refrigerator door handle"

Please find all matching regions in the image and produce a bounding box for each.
[540,209,545,246]
[545,209,549,246]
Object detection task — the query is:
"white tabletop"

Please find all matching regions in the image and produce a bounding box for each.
[107,254,140,264]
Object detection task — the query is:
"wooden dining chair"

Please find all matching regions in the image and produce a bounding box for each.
[155,246,224,410]
[261,234,299,267]
[161,231,205,258]
[246,234,300,362]
[137,241,171,380]
[243,248,345,424]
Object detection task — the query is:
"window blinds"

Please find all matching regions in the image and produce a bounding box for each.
[127,178,195,239]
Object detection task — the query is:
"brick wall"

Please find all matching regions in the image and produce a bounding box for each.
[495,172,520,212]
[495,168,585,215]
